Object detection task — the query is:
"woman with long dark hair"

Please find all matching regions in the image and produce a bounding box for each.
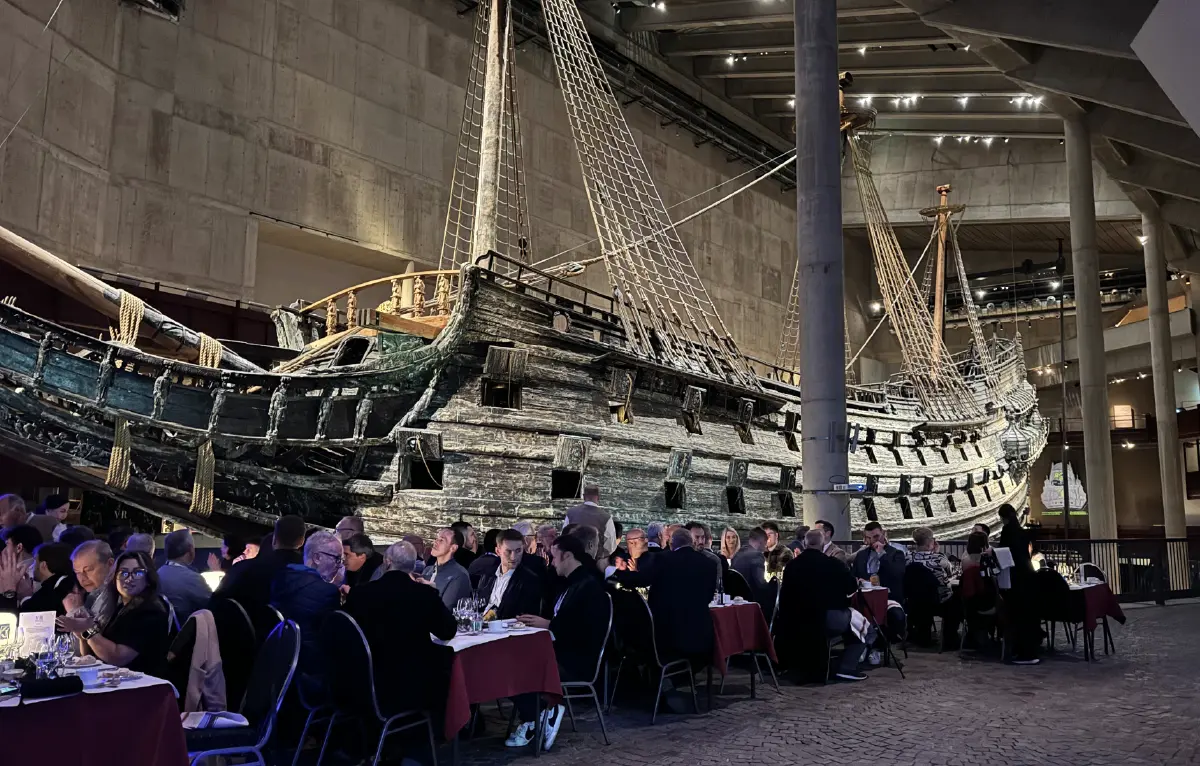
[68,550,171,677]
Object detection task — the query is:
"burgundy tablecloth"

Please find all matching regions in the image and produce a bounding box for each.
[3,684,187,765]
[852,588,889,625]
[710,603,777,675]
[444,631,562,739]
[1079,583,1126,632]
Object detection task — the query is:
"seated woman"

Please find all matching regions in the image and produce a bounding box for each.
[59,551,170,677]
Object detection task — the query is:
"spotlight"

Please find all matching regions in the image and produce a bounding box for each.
[1050,280,1060,290]
[976,289,986,299]
[1137,234,1148,245]
[869,301,883,313]
[858,46,867,55]
[788,98,795,108]
[958,96,970,108]
[726,55,735,66]
[933,135,943,145]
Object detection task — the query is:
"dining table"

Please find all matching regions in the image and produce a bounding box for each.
[444,626,562,762]
[704,599,777,707]
[1,671,187,765]
[852,586,890,625]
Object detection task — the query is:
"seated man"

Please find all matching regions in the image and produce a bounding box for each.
[815,519,850,565]
[730,527,772,605]
[344,542,456,717]
[611,527,716,665]
[850,521,908,652]
[271,530,343,698]
[342,532,383,588]
[478,529,542,619]
[686,521,724,588]
[21,542,75,614]
[775,529,866,682]
[215,515,307,611]
[157,529,212,625]
[468,529,503,586]
[422,526,472,609]
[513,534,608,751]
[908,526,960,647]
[123,533,155,558]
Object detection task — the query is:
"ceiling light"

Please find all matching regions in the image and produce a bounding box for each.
[788,98,795,108]
[964,44,970,51]
[859,95,872,106]
[933,135,943,145]
[869,301,883,312]
[1138,372,1148,379]
[1137,234,1148,245]
[983,136,993,146]
[1123,441,1134,449]
[858,46,867,55]
[726,55,735,65]
[1004,138,1010,143]
[892,97,901,107]
[958,96,970,107]
[976,289,986,299]
[653,1,666,9]
[1050,280,1060,290]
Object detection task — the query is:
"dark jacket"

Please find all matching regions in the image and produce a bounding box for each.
[730,545,771,606]
[21,574,74,616]
[270,564,341,696]
[454,547,478,570]
[478,561,543,619]
[775,548,857,672]
[851,545,908,603]
[468,552,500,587]
[215,548,303,611]
[549,565,610,681]
[612,546,716,660]
[344,551,384,589]
[343,570,456,712]
[998,520,1033,583]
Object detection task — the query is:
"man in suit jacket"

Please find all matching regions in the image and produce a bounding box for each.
[816,520,850,565]
[344,541,457,715]
[776,530,866,681]
[730,527,771,606]
[611,527,716,663]
[563,485,616,560]
[513,534,608,750]
[850,522,908,602]
[478,529,543,619]
[215,515,306,611]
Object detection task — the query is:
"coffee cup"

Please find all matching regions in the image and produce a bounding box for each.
[486,621,506,633]
[77,666,100,686]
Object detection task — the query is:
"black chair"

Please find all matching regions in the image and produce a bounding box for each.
[560,594,613,745]
[722,569,753,601]
[1035,568,1087,656]
[608,590,698,724]
[187,620,300,766]
[318,611,437,766]
[210,597,257,711]
[1078,562,1107,583]
[903,563,943,647]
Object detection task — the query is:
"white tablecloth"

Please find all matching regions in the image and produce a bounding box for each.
[2,665,176,706]
[443,627,547,653]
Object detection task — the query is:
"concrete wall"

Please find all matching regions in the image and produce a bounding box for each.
[843,136,1139,226]
[0,0,825,363]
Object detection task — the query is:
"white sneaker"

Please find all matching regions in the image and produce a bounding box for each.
[868,650,883,666]
[505,721,534,748]
[1011,658,1041,666]
[541,704,566,751]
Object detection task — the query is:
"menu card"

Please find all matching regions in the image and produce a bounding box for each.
[18,611,56,654]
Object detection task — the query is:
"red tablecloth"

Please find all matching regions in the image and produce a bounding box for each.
[852,588,889,625]
[710,602,777,675]
[444,630,562,739]
[2,684,187,765]
[1079,583,1126,632]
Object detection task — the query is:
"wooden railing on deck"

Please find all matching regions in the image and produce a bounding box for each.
[299,270,461,332]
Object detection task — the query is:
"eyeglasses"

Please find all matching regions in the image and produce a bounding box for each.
[315,550,345,567]
[117,568,147,582]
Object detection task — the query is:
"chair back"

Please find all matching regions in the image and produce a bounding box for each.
[320,610,385,721]
[246,602,284,649]
[903,563,942,614]
[1034,567,1079,621]
[723,568,752,601]
[161,594,181,632]
[610,587,660,667]
[210,597,257,710]
[1077,562,1106,583]
[580,594,614,686]
[240,620,300,749]
[766,577,782,634]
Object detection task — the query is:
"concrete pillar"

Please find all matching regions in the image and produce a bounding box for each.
[795,0,849,535]
[1064,117,1117,539]
[1143,211,1187,538]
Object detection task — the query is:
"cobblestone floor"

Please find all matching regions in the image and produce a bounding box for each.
[452,601,1200,766]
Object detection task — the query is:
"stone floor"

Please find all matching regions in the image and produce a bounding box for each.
[453,601,1200,766]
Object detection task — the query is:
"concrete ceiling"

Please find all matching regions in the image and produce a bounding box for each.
[620,0,1200,262]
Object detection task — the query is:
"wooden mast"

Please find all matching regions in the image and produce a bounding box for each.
[0,225,263,372]
[930,183,951,367]
[471,0,506,259]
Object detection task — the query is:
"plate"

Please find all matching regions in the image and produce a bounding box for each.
[65,656,100,668]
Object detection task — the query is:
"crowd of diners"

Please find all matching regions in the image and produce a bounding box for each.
[0,487,1047,758]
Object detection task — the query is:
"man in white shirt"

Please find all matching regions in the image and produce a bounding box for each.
[478,529,541,619]
[563,485,616,560]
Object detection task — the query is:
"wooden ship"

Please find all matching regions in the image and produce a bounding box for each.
[0,0,1044,541]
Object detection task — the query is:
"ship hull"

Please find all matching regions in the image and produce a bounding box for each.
[0,261,1045,540]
